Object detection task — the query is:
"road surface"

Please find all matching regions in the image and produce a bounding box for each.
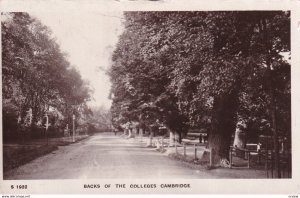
[4,133,265,179]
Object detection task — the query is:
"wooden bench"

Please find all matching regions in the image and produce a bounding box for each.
[184,130,208,144]
[229,144,260,168]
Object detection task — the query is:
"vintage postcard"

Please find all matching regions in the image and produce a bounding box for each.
[0,0,299,195]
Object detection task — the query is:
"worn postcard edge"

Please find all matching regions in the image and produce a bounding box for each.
[0,0,299,194]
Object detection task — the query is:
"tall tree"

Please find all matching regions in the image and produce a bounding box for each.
[2,12,91,139]
[109,11,290,171]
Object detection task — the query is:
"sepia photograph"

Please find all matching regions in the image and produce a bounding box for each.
[0,0,299,195]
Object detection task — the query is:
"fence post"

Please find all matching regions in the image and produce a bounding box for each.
[194,147,197,160]
[247,151,250,168]
[209,148,213,167]
[229,148,232,168]
[72,114,75,143]
[183,143,186,157]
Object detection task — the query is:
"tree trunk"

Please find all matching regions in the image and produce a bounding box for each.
[207,89,239,166]
[169,129,175,147]
[139,128,143,137]
[146,127,154,147]
[270,81,281,178]
[265,44,280,178]
[233,129,246,149]
[178,132,182,144]
[262,17,281,178]
[142,126,146,135]
[128,128,134,138]
[136,127,139,136]
[233,121,246,148]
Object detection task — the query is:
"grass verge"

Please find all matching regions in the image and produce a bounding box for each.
[3,135,89,172]
[3,144,57,172]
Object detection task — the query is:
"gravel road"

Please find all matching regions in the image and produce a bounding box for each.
[4,133,266,179]
[4,133,205,179]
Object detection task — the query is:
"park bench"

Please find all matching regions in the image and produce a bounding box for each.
[229,143,261,168]
[153,136,169,148]
[182,129,208,145]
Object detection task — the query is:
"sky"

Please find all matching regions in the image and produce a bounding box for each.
[31,12,124,109]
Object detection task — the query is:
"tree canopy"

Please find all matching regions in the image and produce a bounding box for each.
[109,11,290,169]
[2,12,91,138]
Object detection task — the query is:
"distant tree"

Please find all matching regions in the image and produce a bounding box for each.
[109,12,190,141]
[85,106,112,132]
[2,12,91,139]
